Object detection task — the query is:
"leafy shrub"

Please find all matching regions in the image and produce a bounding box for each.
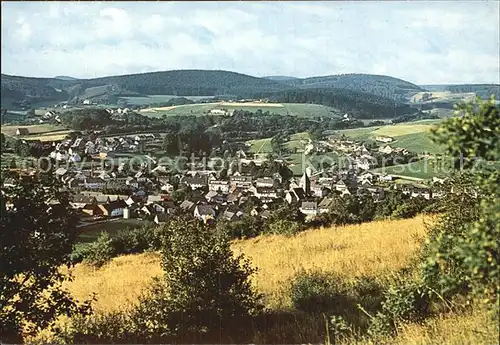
[216,216,264,239]
[368,279,431,337]
[290,271,352,314]
[84,232,116,268]
[351,276,385,314]
[391,197,429,219]
[130,217,263,340]
[267,219,302,236]
[54,311,133,344]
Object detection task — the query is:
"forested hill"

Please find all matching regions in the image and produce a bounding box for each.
[75,70,288,96]
[1,70,424,104]
[262,88,417,119]
[283,74,423,102]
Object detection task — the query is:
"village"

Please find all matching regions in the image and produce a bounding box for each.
[3,127,449,229]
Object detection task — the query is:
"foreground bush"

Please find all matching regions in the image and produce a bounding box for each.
[59,217,263,343]
[83,232,115,268]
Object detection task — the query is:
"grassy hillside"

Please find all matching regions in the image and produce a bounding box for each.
[0,124,64,136]
[339,123,443,154]
[55,215,498,344]
[66,217,428,312]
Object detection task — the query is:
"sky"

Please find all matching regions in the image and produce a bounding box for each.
[1,1,499,85]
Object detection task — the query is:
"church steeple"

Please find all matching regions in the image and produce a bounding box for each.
[299,171,311,195]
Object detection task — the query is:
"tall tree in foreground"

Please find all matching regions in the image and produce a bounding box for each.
[130,216,263,342]
[423,96,499,301]
[0,177,91,342]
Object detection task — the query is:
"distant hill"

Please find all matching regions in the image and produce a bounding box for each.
[284,74,423,102]
[1,70,288,108]
[0,70,486,119]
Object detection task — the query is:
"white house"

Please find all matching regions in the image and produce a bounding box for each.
[299,201,318,216]
[194,205,216,222]
[378,145,395,155]
[208,180,230,193]
[375,136,394,143]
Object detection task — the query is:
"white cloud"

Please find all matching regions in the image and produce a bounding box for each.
[1,1,498,84]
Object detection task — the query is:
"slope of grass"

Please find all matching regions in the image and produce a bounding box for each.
[66,216,428,312]
[373,124,433,137]
[391,132,443,154]
[120,95,211,105]
[282,103,341,117]
[246,137,273,154]
[139,102,220,117]
[339,123,441,154]
[139,102,344,118]
[33,215,497,343]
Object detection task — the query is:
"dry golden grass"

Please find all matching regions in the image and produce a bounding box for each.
[66,216,428,312]
[64,252,163,312]
[233,216,428,308]
[36,215,498,343]
[392,307,499,345]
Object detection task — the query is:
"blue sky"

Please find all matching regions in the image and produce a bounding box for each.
[1,1,499,84]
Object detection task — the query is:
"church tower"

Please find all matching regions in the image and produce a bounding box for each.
[299,171,311,195]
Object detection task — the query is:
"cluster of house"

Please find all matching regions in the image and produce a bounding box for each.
[4,129,454,228]
[28,157,451,228]
[47,133,163,163]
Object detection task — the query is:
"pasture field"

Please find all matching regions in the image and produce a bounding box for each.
[246,137,273,154]
[339,123,442,154]
[340,123,434,140]
[138,102,220,117]
[390,132,443,154]
[23,130,74,142]
[282,103,341,118]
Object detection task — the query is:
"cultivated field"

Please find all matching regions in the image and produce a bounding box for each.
[139,102,340,118]
[0,124,65,136]
[410,91,476,104]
